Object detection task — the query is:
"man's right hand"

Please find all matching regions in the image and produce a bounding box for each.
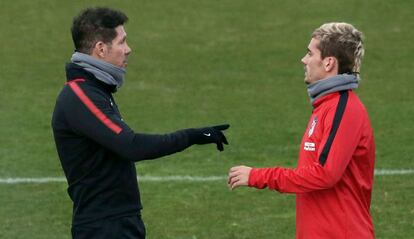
[228,165,252,190]
[189,124,230,151]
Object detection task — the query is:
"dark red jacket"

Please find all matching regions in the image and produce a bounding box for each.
[249,90,375,238]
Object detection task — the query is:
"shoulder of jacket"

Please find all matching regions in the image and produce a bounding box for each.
[63,80,110,106]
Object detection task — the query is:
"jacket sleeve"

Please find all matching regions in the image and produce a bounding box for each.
[63,82,193,162]
[248,96,364,193]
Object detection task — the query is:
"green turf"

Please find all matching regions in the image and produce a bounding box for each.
[0,0,413,238]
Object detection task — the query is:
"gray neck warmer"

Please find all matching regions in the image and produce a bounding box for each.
[71,52,125,89]
[307,74,358,104]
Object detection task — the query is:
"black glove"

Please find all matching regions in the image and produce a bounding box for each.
[188,124,230,151]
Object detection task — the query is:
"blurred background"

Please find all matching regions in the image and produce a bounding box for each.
[0,0,413,238]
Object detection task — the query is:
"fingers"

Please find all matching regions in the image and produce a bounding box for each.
[212,124,230,131]
[216,142,224,151]
[228,169,240,183]
[214,132,228,151]
[222,134,228,145]
[230,180,245,190]
[227,166,249,190]
[227,166,241,184]
[228,174,244,190]
[228,176,240,190]
[228,166,240,175]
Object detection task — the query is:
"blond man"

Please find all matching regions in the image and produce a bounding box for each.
[228,23,375,238]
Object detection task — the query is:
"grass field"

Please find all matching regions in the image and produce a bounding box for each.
[1,0,413,238]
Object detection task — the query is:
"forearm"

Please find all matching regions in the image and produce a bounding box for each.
[120,129,193,161]
[109,125,229,161]
[248,164,337,193]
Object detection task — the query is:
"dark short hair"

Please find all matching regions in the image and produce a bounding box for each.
[71,7,128,54]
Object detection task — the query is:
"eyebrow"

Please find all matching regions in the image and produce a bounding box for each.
[119,35,127,43]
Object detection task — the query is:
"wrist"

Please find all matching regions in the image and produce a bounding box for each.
[186,128,199,145]
[247,168,257,187]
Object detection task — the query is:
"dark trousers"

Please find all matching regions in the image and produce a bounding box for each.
[71,214,146,239]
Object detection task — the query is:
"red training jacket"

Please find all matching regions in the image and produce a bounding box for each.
[249,90,375,239]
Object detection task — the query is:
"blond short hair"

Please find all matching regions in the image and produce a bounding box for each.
[312,22,364,78]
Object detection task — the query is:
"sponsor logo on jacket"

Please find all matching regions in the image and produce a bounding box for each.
[304,142,316,151]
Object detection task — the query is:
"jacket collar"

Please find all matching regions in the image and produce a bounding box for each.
[312,91,343,108]
[65,63,117,93]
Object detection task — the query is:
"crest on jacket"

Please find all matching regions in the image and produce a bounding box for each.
[308,117,317,137]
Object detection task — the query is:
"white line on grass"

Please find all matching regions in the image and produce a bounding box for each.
[138,175,226,182]
[0,169,413,184]
[374,168,414,175]
[0,175,227,184]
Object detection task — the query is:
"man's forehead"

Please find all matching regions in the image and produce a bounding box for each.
[308,38,320,50]
[115,25,127,37]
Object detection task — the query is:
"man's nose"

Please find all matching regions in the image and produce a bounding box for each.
[126,44,132,54]
[301,56,307,65]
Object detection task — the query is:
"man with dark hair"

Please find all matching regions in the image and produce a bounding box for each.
[71,7,129,55]
[52,7,229,239]
[228,22,375,238]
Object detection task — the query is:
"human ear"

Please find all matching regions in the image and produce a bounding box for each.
[93,41,107,58]
[324,57,337,72]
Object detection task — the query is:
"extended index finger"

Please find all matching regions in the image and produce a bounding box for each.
[212,124,230,131]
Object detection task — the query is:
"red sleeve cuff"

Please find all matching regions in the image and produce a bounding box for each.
[248,168,265,189]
